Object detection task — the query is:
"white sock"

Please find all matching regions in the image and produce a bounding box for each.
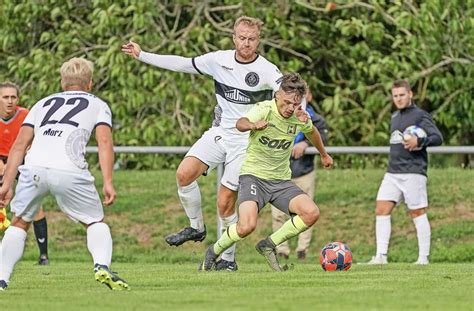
[413,213,431,258]
[219,212,238,262]
[375,215,391,255]
[178,181,204,231]
[87,222,112,267]
[0,226,27,283]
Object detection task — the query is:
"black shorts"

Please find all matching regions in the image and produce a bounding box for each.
[237,174,305,215]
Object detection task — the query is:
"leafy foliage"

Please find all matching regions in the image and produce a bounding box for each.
[1,0,472,168]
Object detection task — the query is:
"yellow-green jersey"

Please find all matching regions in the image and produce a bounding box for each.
[240,99,313,180]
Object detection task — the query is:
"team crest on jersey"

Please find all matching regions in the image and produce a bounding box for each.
[287,125,297,134]
[245,72,259,87]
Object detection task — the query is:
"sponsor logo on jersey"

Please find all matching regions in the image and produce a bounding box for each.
[224,89,251,104]
[287,125,297,134]
[245,72,260,87]
[390,130,404,144]
[258,136,292,150]
[221,65,233,71]
[43,128,63,137]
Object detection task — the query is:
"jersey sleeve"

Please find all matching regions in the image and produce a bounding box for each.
[22,102,39,128]
[270,66,283,92]
[301,119,313,134]
[96,101,113,128]
[192,51,221,76]
[245,101,272,123]
[418,111,443,147]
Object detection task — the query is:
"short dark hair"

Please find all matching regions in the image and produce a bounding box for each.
[279,73,306,98]
[0,81,20,97]
[392,79,411,91]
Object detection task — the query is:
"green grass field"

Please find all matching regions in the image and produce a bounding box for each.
[1,168,473,309]
[1,262,473,310]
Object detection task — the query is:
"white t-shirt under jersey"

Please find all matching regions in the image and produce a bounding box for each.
[192,50,282,133]
[23,91,112,172]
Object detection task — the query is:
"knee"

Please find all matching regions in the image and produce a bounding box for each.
[409,208,426,218]
[217,194,236,216]
[298,205,319,226]
[176,167,192,187]
[305,206,320,226]
[236,221,256,238]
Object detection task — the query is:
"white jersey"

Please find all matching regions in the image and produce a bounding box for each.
[23,91,112,172]
[192,50,282,134]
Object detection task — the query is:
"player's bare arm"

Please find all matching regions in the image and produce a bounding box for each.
[96,124,116,206]
[236,117,268,132]
[305,126,333,168]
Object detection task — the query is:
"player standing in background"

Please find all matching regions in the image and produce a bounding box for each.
[368,79,443,265]
[0,82,50,265]
[271,87,328,261]
[200,73,333,272]
[122,16,282,271]
[0,58,129,291]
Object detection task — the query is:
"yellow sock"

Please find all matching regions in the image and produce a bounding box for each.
[270,215,309,246]
[213,224,242,255]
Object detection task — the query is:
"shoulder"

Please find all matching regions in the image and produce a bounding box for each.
[256,55,281,73]
[17,106,29,115]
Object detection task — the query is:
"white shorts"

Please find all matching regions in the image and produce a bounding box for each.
[186,126,248,191]
[376,173,428,209]
[11,165,104,224]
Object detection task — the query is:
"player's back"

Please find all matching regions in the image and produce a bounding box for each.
[24,91,112,172]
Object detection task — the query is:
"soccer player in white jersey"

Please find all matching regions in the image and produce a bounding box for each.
[0,58,129,291]
[122,16,282,271]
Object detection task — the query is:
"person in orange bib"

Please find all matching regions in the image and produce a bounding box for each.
[0,82,50,265]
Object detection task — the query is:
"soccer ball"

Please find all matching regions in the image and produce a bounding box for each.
[319,241,352,271]
[403,125,427,150]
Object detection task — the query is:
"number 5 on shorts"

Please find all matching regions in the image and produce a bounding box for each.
[250,184,257,195]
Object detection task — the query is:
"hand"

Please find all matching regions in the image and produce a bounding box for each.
[295,104,309,123]
[252,120,268,130]
[121,41,142,59]
[0,185,13,208]
[320,153,333,168]
[402,134,419,151]
[291,141,309,159]
[102,183,116,206]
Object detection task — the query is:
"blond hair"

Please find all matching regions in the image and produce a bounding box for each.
[0,81,20,97]
[234,16,264,33]
[60,58,93,89]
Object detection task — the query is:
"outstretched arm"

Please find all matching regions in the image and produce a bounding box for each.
[96,125,116,206]
[121,41,199,74]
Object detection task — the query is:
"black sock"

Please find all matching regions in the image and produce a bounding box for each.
[33,217,48,257]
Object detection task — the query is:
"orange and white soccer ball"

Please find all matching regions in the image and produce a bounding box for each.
[319,241,352,271]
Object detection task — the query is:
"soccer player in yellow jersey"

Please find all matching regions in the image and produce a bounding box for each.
[200,73,333,271]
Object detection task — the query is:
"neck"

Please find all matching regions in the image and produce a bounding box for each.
[64,86,88,92]
[0,111,14,120]
[235,53,257,63]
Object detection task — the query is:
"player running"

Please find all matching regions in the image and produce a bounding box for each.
[200,73,333,271]
[0,58,129,291]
